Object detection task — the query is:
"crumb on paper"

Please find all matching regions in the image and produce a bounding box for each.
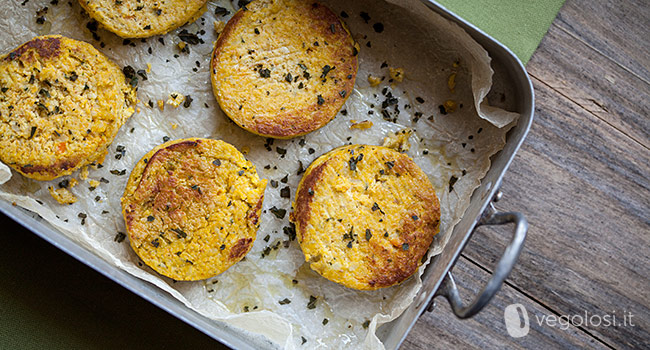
[177,41,186,51]
[171,123,178,130]
[453,59,460,68]
[444,99,457,113]
[214,20,226,35]
[89,179,100,188]
[448,72,456,93]
[146,63,151,73]
[382,128,413,152]
[367,75,381,87]
[158,99,165,111]
[389,67,404,83]
[350,120,373,129]
[79,166,89,181]
[241,146,250,154]
[167,93,185,108]
[48,186,77,204]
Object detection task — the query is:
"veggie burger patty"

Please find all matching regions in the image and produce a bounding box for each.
[211,0,359,138]
[78,0,208,38]
[291,145,440,290]
[121,138,267,281]
[0,35,136,180]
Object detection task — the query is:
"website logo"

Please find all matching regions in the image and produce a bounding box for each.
[504,303,530,338]
[504,303,635,338]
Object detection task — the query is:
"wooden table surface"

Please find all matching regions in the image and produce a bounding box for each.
[406,0,649,349]
[1,0,647,349]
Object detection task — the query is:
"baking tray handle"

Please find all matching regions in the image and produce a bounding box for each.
[432,200,528,318]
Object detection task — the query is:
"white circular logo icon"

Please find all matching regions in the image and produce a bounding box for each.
[504,303,530,338]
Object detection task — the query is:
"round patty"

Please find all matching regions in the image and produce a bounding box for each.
[121,138,267,281]
[211,0,359,139]
[78,0,207,38]
[291,145,440,290]
[0,35,136,181]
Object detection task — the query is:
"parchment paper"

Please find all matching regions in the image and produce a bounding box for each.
[0,0,518,348]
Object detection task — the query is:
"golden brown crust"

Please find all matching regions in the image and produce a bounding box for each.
[291,145,440,290]
[0,35,136,181]
[121,138,267,281]
[5,36,62,61]
[211,0,358,138]
[78,0,208,38]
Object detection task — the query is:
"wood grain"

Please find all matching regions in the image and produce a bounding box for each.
[458,76,650,349]
[554,0,650,83]
[404,258,609,350]
[406,1,649,348]
[527,21,650,149]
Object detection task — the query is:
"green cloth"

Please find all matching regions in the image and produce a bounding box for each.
[436,0,565,64]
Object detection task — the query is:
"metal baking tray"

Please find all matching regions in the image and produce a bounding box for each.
[0,0,533,348]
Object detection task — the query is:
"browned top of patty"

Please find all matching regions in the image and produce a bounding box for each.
[291,145,440,290]
[0,35,135,180]
[121,138,267,281]
[211,0,358,138]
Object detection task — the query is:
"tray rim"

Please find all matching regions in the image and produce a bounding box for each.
[377,1,535,348]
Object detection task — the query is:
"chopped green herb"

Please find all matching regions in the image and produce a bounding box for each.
[348,154,363,171]
[214,6,230,16]
[270,206,286,219]
[178,29,200,45]
[259,68,271,78]
[183,95,193,108]
[171,228,187,239]
[320,65,334,79]
[307,295,317,309]
[278,298,291,305]
[114,232,126,243]
[283,224,296,241]
[449,175,458,192]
